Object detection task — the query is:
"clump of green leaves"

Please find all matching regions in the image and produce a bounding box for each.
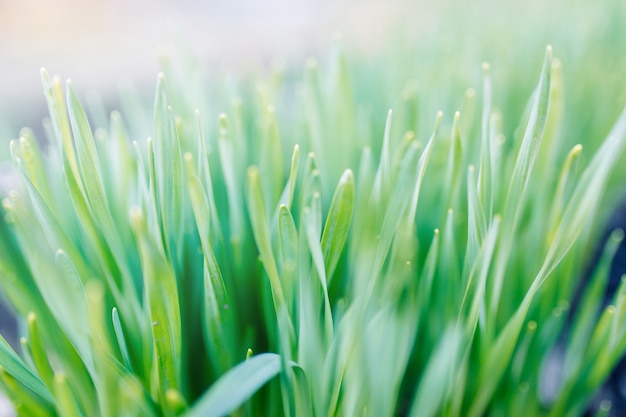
[1,35,626,417]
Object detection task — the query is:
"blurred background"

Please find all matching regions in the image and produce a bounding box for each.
[0,0,408,141]
[1,0,625,150]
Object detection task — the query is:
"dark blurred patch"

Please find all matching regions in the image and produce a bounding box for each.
[0,298,17,349]
[0,163,20,352]
[573,198,626,313]
[570,198,626,416]
[541,198,626,416]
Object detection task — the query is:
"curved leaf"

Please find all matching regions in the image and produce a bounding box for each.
[184,353,295,417]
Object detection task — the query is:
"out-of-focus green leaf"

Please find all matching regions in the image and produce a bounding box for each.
[321,169,354,282]
[131,209,181,414]
[184,353,293,417]
[0,336,53,405]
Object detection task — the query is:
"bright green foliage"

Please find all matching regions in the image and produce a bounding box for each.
[2,3,626,415]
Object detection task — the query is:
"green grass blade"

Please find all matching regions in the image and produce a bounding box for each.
[52,373,83,417]
[303,201,334,342]
[152,74,184,260]
[406,111,441,222]
[112,307,133,373]
[217,113,244,241]
[478,63,493,220]
[130,209,182,412]
[86,280,122,417]
[40,69,79,181]
[545,144,583,244]
[0,336,53,405]
[185,153,235,373]
[117,374,158,417]
[278,204,299,315]
[321,169,354,282]
[444,112,463,211]
[372,110,393,205]
[194,111,222,244]
[25,313,54,391]
[183,353,291,417]
[539,105,626,282]
[246,166,287,314]
[0,365,54,417]
[459,215,501,336]
[489,46,553,324]
[66,80,140,305]
[259,106,284,210]
[409,329,462,417]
